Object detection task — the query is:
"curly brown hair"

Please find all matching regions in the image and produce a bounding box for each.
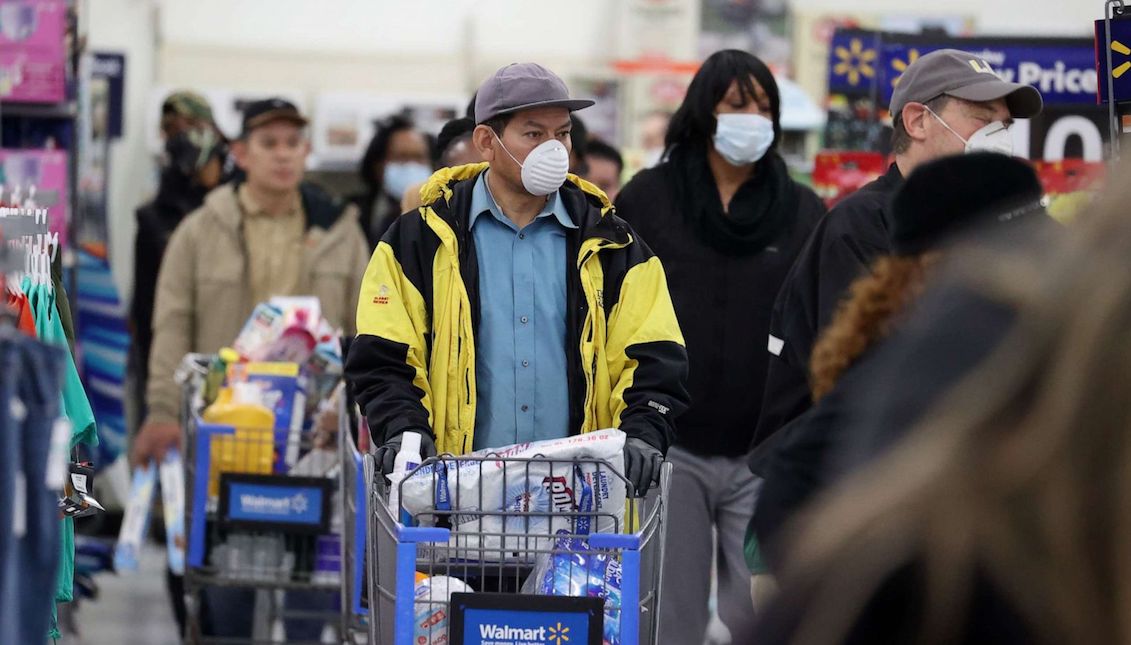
[809,254,938,401]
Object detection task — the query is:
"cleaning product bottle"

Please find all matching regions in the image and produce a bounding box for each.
[388,432,422,525]
[202,382,275,498]
[204,347,240,405]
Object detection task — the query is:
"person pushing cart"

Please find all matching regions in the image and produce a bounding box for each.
[344,61,691,645]
[343,60,690,495]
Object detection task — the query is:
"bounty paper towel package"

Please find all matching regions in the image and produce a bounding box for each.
[388,429,628,560]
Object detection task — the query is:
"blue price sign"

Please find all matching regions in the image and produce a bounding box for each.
[450,593,603,645]
[1095,16,1131,103]
[219,474,331,534]
[829,29,1098,108]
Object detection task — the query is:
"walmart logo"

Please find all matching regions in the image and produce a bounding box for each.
[890,48,921,88]
[833,38,877,86]
[548,622,570,645]
[1111,40,1131,79]
[477,622,570,644]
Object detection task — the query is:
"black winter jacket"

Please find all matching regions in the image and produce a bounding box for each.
[751,164,903,448]
[616,158,825,457]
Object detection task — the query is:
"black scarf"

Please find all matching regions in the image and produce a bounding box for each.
[666,143,799,256]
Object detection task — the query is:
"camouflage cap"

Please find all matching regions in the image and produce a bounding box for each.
[162,90,214,123]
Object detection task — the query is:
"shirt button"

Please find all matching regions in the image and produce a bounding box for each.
[520,316,529,324]
[521,405,529,412]
[518,233,526,240]
[522,360,529,367]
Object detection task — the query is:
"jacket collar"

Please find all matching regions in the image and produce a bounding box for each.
[208,180,347,233]
[468,170,576,231]
[420,163,629,246]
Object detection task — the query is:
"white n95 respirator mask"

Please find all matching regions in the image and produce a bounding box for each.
[495,136,570,196]
[927,107,1014,157]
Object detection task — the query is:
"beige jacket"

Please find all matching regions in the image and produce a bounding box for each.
[145,183,369,424]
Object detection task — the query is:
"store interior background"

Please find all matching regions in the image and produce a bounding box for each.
[60,0,1106,642]
[91,0,1097,307]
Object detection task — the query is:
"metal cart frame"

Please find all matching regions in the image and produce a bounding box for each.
[336,396,368,642]
[364,447,671,645]
[179,354,343,645]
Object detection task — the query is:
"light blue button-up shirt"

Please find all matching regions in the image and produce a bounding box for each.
[469,171,575,450]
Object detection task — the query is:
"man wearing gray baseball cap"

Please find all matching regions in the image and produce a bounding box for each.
[753,48,1044,447]
[346,63,690,499]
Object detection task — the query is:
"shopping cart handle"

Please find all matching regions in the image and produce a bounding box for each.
[395,525,450,544]
[588,533,641,551]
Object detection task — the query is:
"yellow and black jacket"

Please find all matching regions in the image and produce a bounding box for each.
[345,163,690,455]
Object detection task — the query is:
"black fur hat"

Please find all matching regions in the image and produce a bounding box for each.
[890,152,1046,255]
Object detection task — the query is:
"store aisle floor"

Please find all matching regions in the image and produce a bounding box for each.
[61,543,180,645]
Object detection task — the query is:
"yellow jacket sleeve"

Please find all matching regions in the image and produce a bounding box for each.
[605,255,690,452]
[345,240,434,444]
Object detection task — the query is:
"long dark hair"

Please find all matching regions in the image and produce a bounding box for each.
[358,115,426,193]
[665,49,782,156]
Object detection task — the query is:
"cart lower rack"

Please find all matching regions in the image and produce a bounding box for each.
[365,444,670,645]
[179,354,345,644]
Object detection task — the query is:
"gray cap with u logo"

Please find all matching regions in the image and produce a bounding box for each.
[890,48,1043,124]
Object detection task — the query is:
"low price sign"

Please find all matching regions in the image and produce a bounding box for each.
[828,29,1098,107]
[826,29,1107,161]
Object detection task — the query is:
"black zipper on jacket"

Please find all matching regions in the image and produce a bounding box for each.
[433,174,621,440]
[565,226,587,437]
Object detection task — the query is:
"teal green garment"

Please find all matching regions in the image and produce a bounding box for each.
[27,278,97,448]
[745,515,769,575]
[25,279,98,614]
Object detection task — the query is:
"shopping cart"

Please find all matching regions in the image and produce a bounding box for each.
[364,445,671,645]
[179,354,345,644]
[336,395,368,642]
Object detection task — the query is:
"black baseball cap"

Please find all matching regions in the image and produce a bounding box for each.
[890,49,1043,126]
[474,63,594,125]
[240,98,308,138]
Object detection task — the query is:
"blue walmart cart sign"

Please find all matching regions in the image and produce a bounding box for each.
[829,29,1096,107]
[450,593,604,645]
[220,474,331,533]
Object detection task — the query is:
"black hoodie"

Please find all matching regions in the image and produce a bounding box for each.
[131,166,210,392]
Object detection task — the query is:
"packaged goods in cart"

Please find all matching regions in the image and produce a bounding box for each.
[525,475,625,644]
[388,429,628,559]
[201,382,275,498]
[229,298,343,420]
[388,431,424,524]
[204,348,241,405]
[414,575,473,644]
[227,362,308,472]
[232,302,287,360]
[304,322,344,412]
[529,535,624,645]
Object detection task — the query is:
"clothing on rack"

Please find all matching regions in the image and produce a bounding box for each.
[1,203,99,640]
[0,322,67,644]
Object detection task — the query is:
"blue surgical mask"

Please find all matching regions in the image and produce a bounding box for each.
[383,162,433,201]
[713,113,775,166]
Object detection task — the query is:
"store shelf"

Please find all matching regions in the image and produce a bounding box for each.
[0,101,79,119]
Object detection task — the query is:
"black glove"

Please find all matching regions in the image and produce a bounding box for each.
[623,437,663,497]
[375,430,437,475]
